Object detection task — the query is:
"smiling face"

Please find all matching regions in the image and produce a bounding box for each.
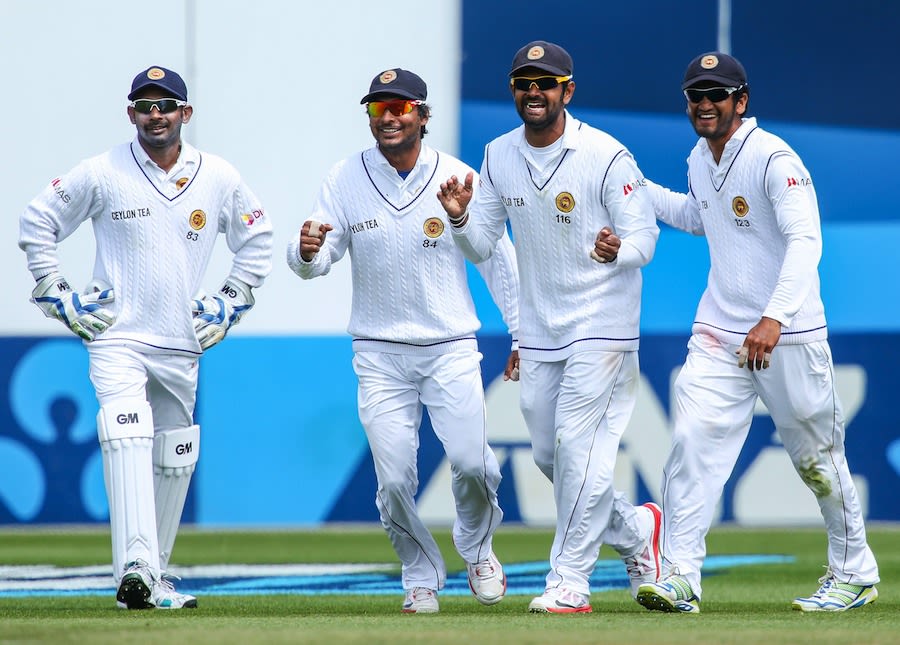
[509,66,574,146]
[368,98,427,156]
[685,82,747,157]
[128,87,192,153]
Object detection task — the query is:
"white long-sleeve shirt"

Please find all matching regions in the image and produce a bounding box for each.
[19,139,274,355]
[450,112,658,361]
[286,143,519,355]
[646,117,827,345]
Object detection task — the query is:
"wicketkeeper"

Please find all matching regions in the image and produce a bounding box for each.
[18,65,273,609]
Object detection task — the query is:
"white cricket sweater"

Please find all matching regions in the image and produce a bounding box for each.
[286,143,519,356]
[451,112,659,361]
[19,139,274,355]
[647,117,827,345]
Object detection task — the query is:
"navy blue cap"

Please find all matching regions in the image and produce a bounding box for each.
[128,66,188,101]
[682,52,747,89]
[360,68,427,104]
[509,41,573,77]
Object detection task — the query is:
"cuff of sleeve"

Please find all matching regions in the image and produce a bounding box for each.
[761,309,790,327]
[448,209,469,227]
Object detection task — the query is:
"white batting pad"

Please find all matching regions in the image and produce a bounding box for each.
[154,425,200,572]
[97,400,159,582]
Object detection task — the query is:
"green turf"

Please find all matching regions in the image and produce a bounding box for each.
[0,525,895,644]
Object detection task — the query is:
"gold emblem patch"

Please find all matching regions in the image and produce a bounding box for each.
[700,54,719,70]
[423,217,444,238]
[555,192,575,213]
[379,70,397,84]
[527,46,545,61]
[189,209,206,230]
[147,67,166,80]
[732,196,749,217]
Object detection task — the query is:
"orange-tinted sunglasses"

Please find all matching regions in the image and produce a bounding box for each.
[365,99,423,118]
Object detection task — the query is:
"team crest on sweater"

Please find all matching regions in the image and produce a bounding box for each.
[423,217,444,238]
[732,196,749,217]
[189,209,207,230]
[555,192,575,213]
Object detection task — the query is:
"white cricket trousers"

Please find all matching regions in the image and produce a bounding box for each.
[88,344,197,429]
[519,349,648,596]
[88,343,198,580]
[661,333,879,599]
[353,349,503,591]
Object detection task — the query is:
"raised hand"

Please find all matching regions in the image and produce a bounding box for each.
[437,171,475,223]
[300,219,333,262]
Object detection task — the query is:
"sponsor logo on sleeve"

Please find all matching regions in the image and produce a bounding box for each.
[787,177,813,188]
[241,209,265,226]
[622,178,647,196]
[51,178,71,204]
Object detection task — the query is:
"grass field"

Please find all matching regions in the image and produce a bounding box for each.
[0,524,896,644]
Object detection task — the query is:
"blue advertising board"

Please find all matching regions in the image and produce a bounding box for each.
[1,333,897,525]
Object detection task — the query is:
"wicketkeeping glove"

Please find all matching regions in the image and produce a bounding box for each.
[191,277,255,350]
[31,272,116,341]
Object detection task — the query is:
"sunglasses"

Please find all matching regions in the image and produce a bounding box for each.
[510,75,572,91]
[130,98,188,114]
[365,99,423,118]
[683,85,744,103]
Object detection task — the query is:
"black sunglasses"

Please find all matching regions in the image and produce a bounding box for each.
[130,98,187,114]
[683,85,744,103]
[510,75,572,92]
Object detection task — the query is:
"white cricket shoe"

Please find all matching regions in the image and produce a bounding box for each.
[152,575,198,609]
[466,551,507,605]
[116,560,154,609]
[116,561,197,610]
[623,502,662,598]
[402,587,439,613]
[792,566,878,612]
[528,587,592,614]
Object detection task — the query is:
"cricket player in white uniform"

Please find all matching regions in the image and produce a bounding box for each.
[286,69,518,614]
[438,41,663,614]
[18,66,273,609]
[637,52,879,614]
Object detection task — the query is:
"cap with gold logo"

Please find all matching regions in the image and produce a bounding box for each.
[682,51,747,90]
[128,65,187,101]
[510,40,573,77]
[360,68,427,104]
